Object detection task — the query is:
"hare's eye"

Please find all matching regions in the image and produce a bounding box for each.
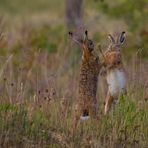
[86,40,94,51]
[89,41,93,47]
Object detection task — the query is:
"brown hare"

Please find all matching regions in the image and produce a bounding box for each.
[69,30,101,127]
[102,32,127,115]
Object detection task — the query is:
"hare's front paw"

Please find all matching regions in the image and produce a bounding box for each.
[100,68,107,76]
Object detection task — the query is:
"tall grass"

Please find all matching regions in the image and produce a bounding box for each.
[0,21,147,147]
[0,1,147,146]
[0,93,147,147]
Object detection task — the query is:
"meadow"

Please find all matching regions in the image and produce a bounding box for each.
[0,0,147,147]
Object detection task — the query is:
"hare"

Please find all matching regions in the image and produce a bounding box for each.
[69,30,101,127]
[101,32,127,115]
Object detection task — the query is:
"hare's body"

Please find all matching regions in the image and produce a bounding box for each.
[78,52,100,118]
[103,32,127,114]
[107,68,126,98]
[69,31,100,127]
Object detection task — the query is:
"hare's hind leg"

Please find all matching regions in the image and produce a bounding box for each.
[104,91,114,115]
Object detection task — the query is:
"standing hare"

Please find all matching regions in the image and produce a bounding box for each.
[69,30,101,127]
[102,32,127,115]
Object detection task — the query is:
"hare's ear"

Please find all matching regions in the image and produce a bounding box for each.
[69,31,73,37]
[119,31,125,45]
[84,30,88,41]
[108,34,115,44]
[69,31,83,45]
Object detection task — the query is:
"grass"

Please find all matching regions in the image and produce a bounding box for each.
[0,23,147,148]
[0,94,147,147]
[0,0,147,147]
[0,27,147,146]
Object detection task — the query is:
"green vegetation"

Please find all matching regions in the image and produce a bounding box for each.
[0,95,147,147]
[0,0,147,147]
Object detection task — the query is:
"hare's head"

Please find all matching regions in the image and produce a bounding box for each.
[69,30,95,62]
[104,32,126,67]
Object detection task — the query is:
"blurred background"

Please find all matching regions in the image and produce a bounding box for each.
[0,0,147,103]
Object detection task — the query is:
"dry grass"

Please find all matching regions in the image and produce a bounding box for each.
[0,1,147,147]
[0,21,147,148]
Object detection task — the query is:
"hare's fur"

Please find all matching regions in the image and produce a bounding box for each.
[103,32,127,115]
[107,69,126,98]
[73,48,100,128]
[77,51,100,115]
[69,30,100,127]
